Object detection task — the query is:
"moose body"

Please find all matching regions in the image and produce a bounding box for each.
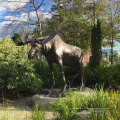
[28,34,85,92]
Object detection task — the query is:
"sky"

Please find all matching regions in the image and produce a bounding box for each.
[0,0,54,38]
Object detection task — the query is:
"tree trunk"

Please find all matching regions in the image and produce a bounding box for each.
[111,35,114,64]
[33,0,42,37]
[110,7,114,64]
[93,1,96,25]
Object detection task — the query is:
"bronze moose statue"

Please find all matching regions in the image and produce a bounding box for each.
[20,31,85,93]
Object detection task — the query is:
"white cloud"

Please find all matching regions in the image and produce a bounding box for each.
[0,11,52,37]
[41,12,52,20]
[3,11,52,25]
[0,7,6,12]
[5,15,27,22]
[24,11,52,22]
[0,20,11,26]
[0,0,28,12]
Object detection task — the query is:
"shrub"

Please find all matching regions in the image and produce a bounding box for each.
[0,36,43,96]
[84,60,120,89]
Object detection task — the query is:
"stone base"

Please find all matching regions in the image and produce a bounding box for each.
[31,94,59,105]
[32,87,95,105]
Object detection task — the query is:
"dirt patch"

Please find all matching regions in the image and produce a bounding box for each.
[0,96,33,110]
[0,96,56,120]
[0,96,33,120]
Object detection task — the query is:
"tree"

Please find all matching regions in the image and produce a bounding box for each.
[44,0,92,52]
[12,33,20,44]
[107,0,120,64]
[96,19,102,63]
[46,0,120,52]
[90,19,102,67]
[0,0,50,37]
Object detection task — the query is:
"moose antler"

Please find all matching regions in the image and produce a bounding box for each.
[17,30,58,46]
[41,30,58,45]
[20,31,30,44]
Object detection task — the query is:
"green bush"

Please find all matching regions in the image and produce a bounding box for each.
[84,60,120,89]
[0,36,43,96]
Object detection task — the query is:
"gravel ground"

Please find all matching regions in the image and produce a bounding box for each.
[0,96,33,120]
[0,96,56,120]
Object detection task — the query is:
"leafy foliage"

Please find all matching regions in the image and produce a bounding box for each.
[84,61,120,90]
[11,33,21,44]
[43,0,91,52]
[44,0,120,50]
[0,36,43,96]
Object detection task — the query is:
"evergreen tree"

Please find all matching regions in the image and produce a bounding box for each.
[96,19,102,65]
[12,33,20,44]
[90,25,97,67]
[90,19,102,67]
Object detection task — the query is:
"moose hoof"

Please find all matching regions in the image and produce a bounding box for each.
[45,89,54,97]
[58,90,66,97]
[60,84,67,92]
[79,85,86,91]
[39,89,52,95]
[46,92,53,97]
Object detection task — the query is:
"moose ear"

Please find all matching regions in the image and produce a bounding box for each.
[41,30,58,45]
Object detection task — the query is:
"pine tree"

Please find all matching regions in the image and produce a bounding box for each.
[96,19,102,65]
[90,19,102,67]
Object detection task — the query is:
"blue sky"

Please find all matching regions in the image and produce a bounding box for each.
[102,40,120,51]
[0,0,54,38]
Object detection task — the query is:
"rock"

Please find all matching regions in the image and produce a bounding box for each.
[76,110,91,120]
[31,94,58,105]
[76,108,107,120]
[32,87,95,106]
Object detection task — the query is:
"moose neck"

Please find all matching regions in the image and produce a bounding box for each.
[41,42,52,55]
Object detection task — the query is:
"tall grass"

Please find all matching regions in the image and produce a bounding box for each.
[32,104,45,120]
[53,87,120,120]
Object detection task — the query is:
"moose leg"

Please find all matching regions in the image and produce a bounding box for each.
[78,63,85,91]
[57,59,67,92]
[48,62,55,90]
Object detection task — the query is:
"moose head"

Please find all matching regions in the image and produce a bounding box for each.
[20,31,57,59]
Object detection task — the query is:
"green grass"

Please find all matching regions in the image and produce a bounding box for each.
[0,87,120,120]
[0,102,32,120]
[53,87,120,120]
[32,104,45,120]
